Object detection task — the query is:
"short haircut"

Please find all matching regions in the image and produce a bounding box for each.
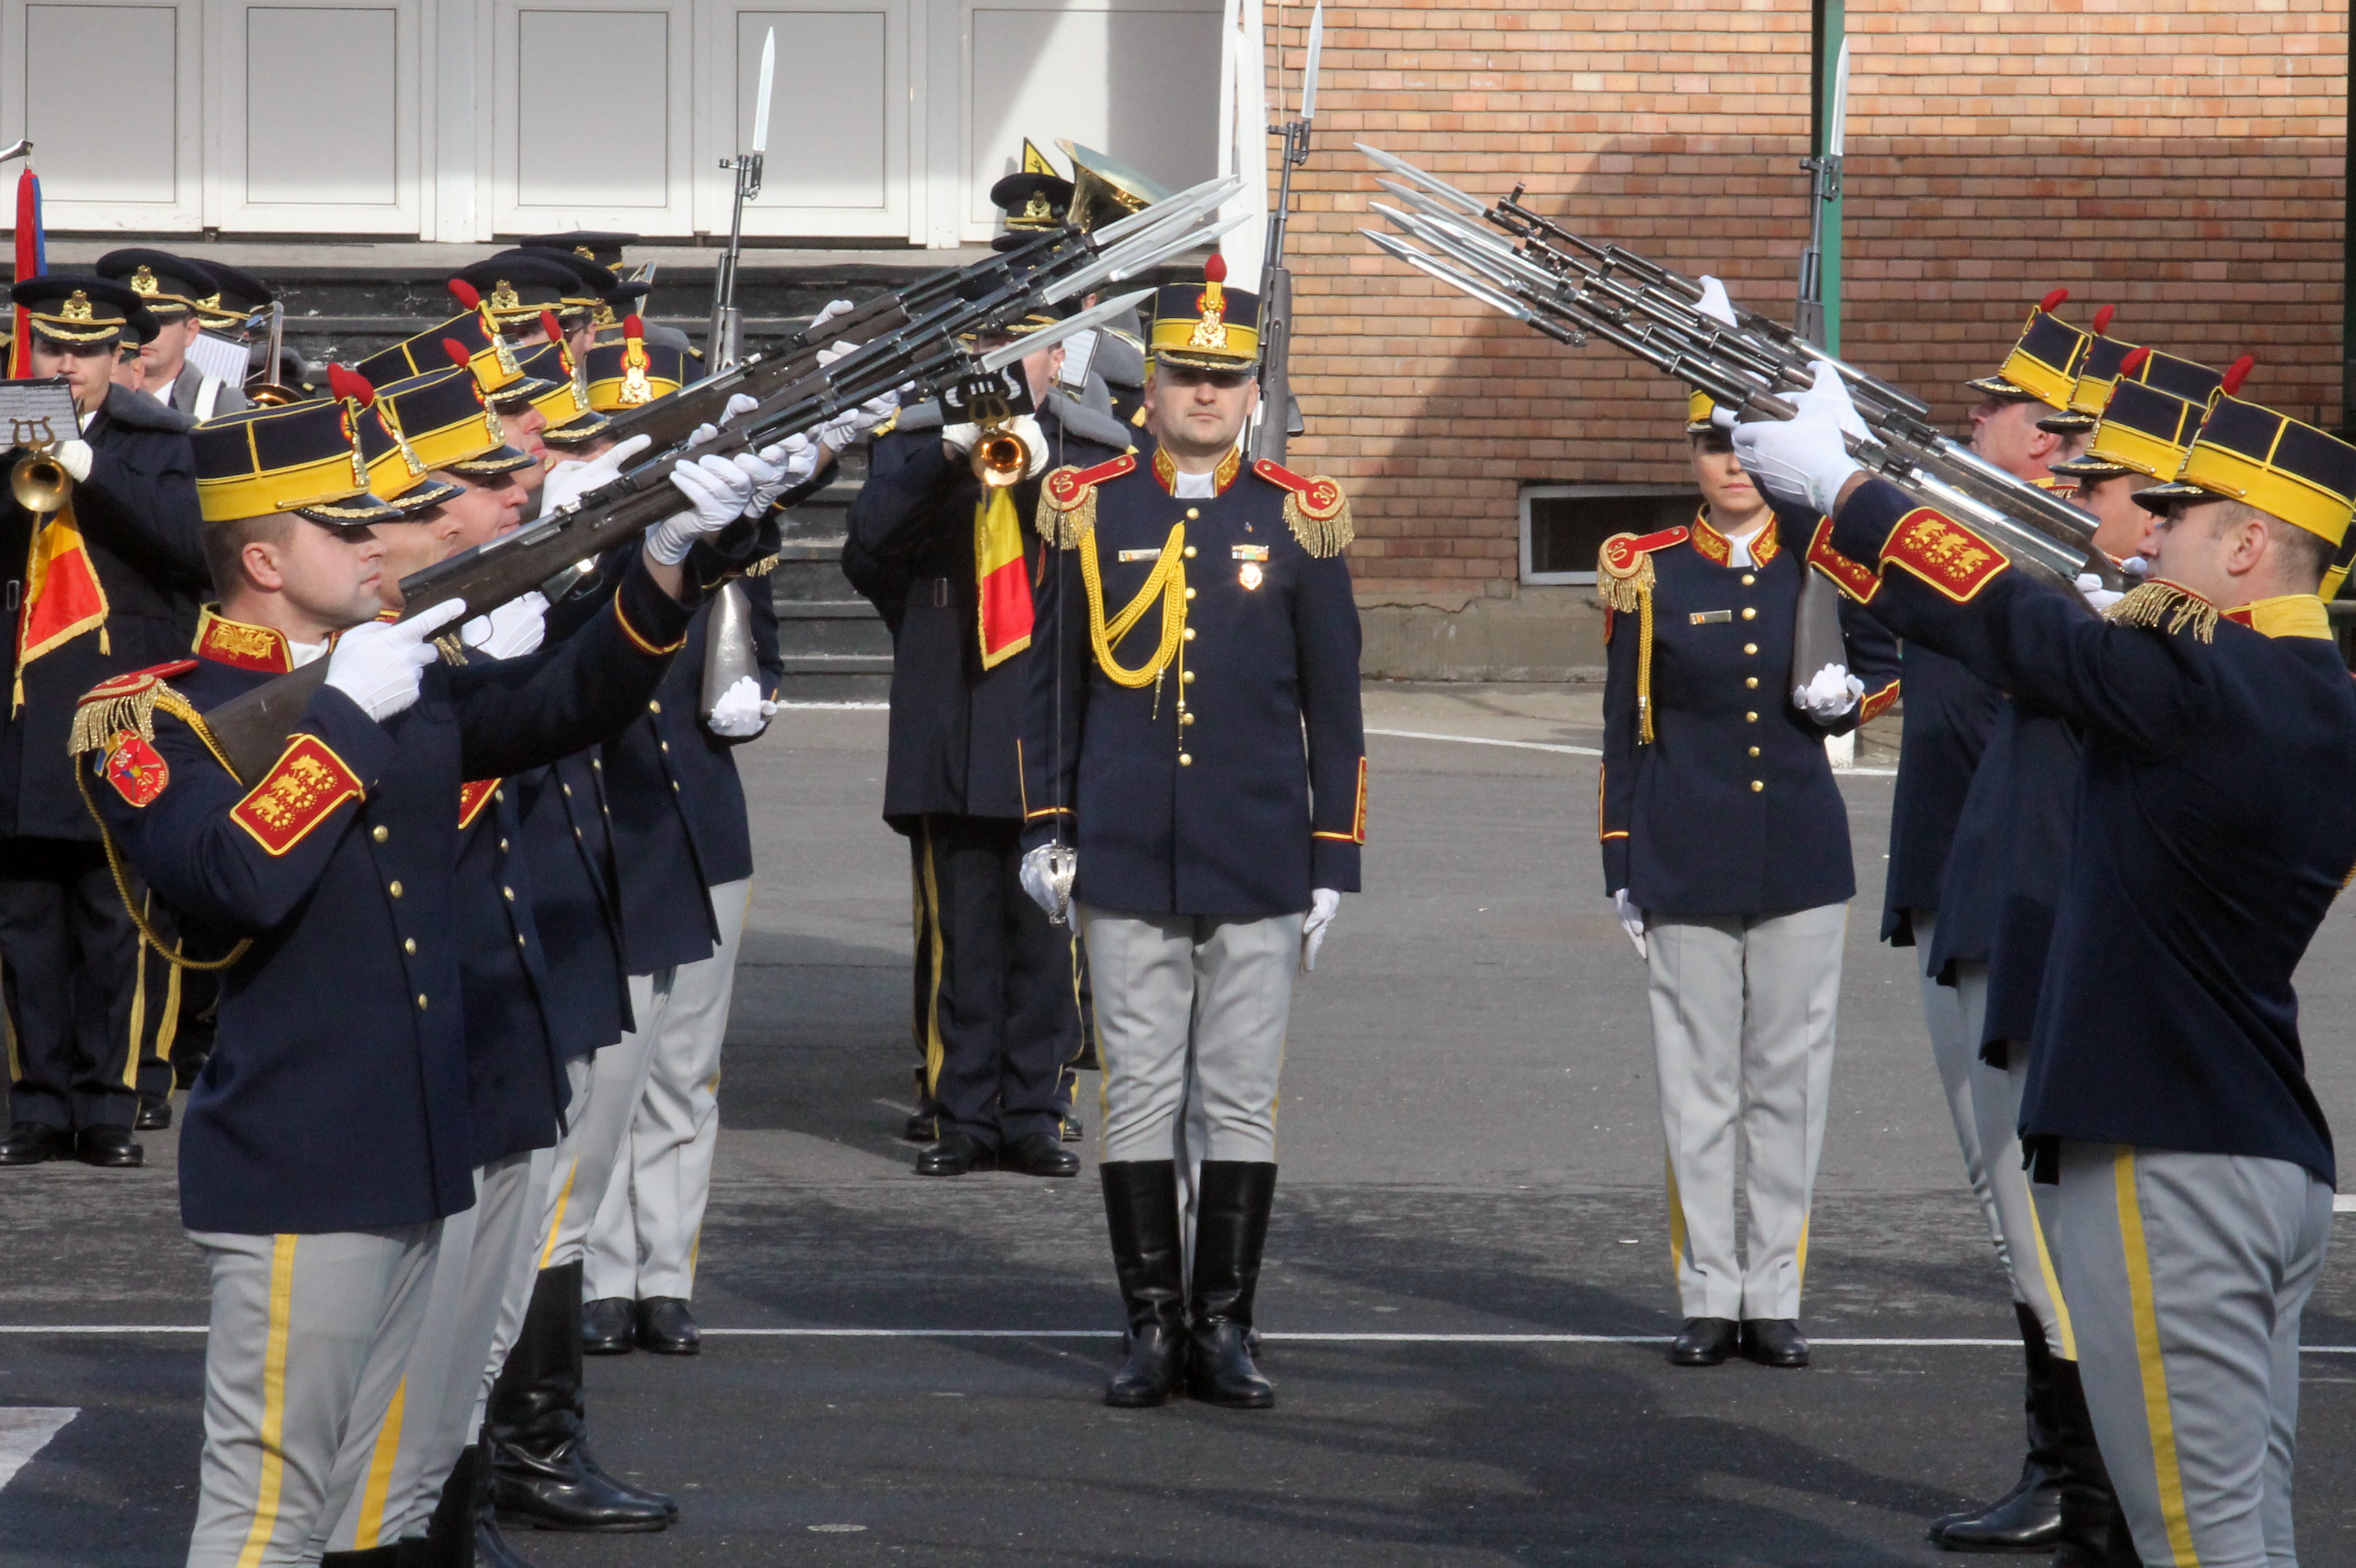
[2206,498,2331,590]
[201,511,294,600]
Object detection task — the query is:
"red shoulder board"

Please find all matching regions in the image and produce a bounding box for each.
[458,778,501,831]
[1599,528,1689,577]
[1806,517,1880,604]
[1045,454,1136,503]
[231,735,366,857]
[79,660,198,706]
[1251,460,1345,520]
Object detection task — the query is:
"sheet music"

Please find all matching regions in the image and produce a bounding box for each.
[0,379,81,447]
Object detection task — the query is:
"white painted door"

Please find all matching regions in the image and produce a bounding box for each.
[206,0,425,233]
[0,0,205,231]
[488,0,698,234]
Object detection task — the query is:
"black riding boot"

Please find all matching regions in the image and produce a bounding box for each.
[1930,1301,2065,1551]
[485,1261,675,1532]
[1186,1161,1276,1409]
[1101,1161,1188,1406]
[2051,1357,2139,1567]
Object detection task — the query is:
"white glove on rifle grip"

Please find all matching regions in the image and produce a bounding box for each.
[1793,661,1865,721]
[706,674,775,738]
[459,591,548,660]
[324,600,468,723]
[1300,888,1342,974]
[646,454,758,566]
[1612,889,1648,961]
[2076,572,2125,613]
[1695,275,1739,330]
[542,434,652,516]
[1731,362,1867,516]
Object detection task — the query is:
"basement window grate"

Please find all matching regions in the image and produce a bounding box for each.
[1521,485,1699,586]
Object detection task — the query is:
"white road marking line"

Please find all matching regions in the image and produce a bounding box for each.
[773,700,890,710]
[0,1408,77,1490]
[2334,1193,2356,1213]
[1367,728,1601,757]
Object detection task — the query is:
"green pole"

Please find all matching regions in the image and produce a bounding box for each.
[1813,0,1845,354]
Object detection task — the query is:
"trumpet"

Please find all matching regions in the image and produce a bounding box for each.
[10,439,71,518]
[967,390,1030,488]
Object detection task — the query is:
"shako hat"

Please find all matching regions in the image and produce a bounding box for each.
[1148,254,1259,372]
[1968,290,2090,409]
[322,366,466,515]
[2051,350,2232,483]
[584,316,688,411]
[368,343,539,479]
[2132,365,2356,548]
[190,395,405,525]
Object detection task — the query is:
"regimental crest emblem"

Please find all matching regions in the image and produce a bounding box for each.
[1884,509,2008,603]
[103,730,169,806]
[487,281,524,314]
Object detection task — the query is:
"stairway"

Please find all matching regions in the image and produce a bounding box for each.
[768,443,892,703]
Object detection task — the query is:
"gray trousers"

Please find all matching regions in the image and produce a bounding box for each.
[1077,905,1302,1165]
[585,879,750,1302]
[1917,915,2010,1274]
[183,1223,442,1568]
[1957,961,2073,1357]
[2045,1141,2329,1568]
[1644,903,1844,1321]
[321,1151,546,1550]
[542,970,671,1274]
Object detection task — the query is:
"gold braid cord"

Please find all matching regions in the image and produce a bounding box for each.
[1036,466,1099,551]
[1080,523,1188,687]
[2105,581,2220,643]
[74,767,252,973]
[1596,534,1660,744]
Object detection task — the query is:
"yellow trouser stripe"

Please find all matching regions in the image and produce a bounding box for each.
[918,823,946,1097]
[2029,1191,2079,1361]
[351,1374,406,1548]
[234,1235,300,1568]
[1665,1151,1688,1284]
[1796,1212,1811,1290]
[539,1161,579,1269]
[123,923,150,1090]
[4,981,21,1083]
[156,944,184,1064]
[2115,1146,2198,1566]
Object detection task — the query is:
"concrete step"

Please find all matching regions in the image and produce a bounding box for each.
[774,653,893,704]
[774,599,892,657]
[766,539,860,602]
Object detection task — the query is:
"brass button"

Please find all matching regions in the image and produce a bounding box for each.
[1178,753,1193,766]
[563,784,573,797]
[372,825,389,843]
[493,788,504,803]
[1741,573,1756,586]
[416,993,428,1010]
[1181,670,1195,684]
[672,781,681,792]
[1744,711,1758,723]
[1745,676,1759,689]
[1182,627,1196,641]
[1184,587,1197,600]
[517,934,527,947]
[1185,508,1200,520]
[498,838,508,853]
[1741,607,1756,621]
[1743,643,1757,656]
[591,758,601,770]
[502,886,515,901]
[1181,712,1195,726]
[388,880,404,898]
[660,741,670,753]
[1183,545,1198,559]
[1748,745,1761,757]
[1751,780,1764,793]
[648,700,661,713]
[574,827,583,839]
[404,938,417,955]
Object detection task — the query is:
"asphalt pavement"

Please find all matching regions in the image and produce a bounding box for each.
[7,685,2356,1566]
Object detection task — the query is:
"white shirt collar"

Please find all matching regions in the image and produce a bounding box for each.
[1171,467,1219,499]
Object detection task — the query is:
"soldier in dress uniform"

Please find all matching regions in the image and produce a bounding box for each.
[1913,345,2230,1562]
[95,249,254,422]
[844,299,1126,1178]
[0,275,199,1170]
[1744,362,2356,1568]
[1599,331,1900,1371]
[73,381,729,1566]
[1020,256,1364,1409]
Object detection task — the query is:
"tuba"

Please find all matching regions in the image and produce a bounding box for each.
[1057,141,1171,235]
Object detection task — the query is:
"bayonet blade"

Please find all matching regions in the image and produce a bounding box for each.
[1827,40,1850,159]
[1355,143,1485,216]
[978,288,1155,372]
[1300,3,1325,122]
[752,29,776,153]
[1363,231,1534,323]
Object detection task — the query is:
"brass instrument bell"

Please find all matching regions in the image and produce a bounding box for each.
[1057,141,1171,235]
[967,388,1029,488]
[10,442,71,517]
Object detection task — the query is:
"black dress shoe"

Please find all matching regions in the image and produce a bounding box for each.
[74,1126,145,1168]
[999,1130,1080,1178]
[1669,1317,1740,1366]
[634,1298,700,1355]
[1741,1318,1811,1368]
[916,1131,996,1176]
[0,1122,71,1165]
[1061,1116,1084,1143]
[581,1298,634,1355]
[902,1108,938,1143]
[135,1095,173,1131]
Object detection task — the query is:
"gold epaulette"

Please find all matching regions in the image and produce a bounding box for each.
[1251,460,1354,558]
[70,661,205,760]
[1037,454,1136,549]
[1595,527,1691,615]
[2105,579,2219,643]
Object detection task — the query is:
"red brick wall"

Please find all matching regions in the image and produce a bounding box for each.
[1278,0,2348,600]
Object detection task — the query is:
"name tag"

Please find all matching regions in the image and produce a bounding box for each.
[1689,609,1733,625]
[1232,545,1270,562]
[1118,548,1162,563]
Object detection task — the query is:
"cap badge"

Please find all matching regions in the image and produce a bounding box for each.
[130,265,160,297]
[1022,192,1052,221]
[488,281,523,313]
[619,339,654,406]
[574,245,597,262]
[60,292,94,322]
[1188,286,1228,351]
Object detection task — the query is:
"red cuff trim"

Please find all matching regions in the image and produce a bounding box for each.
[1807,515,1881,604]
[1858,679,1901,725]
[459,778,501,830]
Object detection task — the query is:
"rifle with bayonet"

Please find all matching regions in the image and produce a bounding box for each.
[1249,0,1323,464]
[1355,143,2109,588]
[198,177,1244,782]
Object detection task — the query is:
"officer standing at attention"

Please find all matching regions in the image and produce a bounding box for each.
[94,249,253,420]
[1742,362,2356,1568]
[1020,256,1365,1410]
[1597,284,1899,1371]
[844,292,1127,1180]
[0,276,199,1170]
[74,384,727,1566]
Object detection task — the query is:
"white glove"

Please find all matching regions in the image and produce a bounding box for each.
[1793,660,1865,721]
[1732,362,1867,515]
[324,600,467,722]
[818,387,901,451]
[646,454,758,566]
[733,443,793,518]
[1695,274,1739,329]
[808,298,856,335]
[2075,571,2125,613]
[459,591,547,660]
[541,434,652,515]
[941,421,982,456]
[56,439,93,482]
[1300,888,1342,974]
[1612,889,1648,960]
[1019,843,1075,923]
[705,673,775,738]
[681,421,721,453]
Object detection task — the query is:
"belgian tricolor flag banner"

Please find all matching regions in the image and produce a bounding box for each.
[974,486,1033,668]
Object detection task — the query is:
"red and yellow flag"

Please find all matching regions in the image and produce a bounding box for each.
[14,501,110,711]
[975,487,1032,668]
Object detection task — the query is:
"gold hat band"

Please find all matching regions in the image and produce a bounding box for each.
[198,453,373,523]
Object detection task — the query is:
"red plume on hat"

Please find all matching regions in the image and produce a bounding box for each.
[2119,347,2151,377]
[443,337,475,371]
[2038,288,2070,315]
[1204,252,1228,284]
[2091,305,2115,336]
[449,278,483,311]
[540,309,563,345]
[2223,355,2257,396]
[326,363,375,408]
[623,313,645,339]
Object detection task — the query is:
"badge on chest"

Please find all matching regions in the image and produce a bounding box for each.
[1233,543,1268,589]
